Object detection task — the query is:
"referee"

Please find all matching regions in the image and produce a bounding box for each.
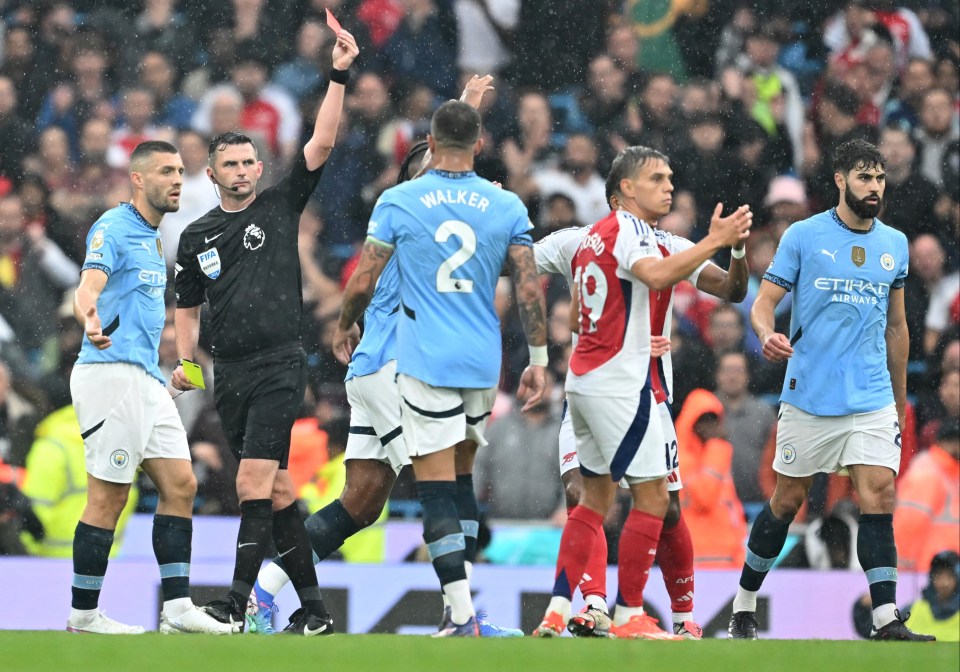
[172,31,359,635]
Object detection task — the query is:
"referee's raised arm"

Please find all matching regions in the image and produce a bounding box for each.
[303,29,359,171]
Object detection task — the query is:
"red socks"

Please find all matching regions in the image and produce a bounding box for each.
[568,506,607,600]
[616,509,663,607]
[552,506,604,599]
[656,512,695,615]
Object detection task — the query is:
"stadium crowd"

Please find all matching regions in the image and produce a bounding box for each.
[0,0,957,584]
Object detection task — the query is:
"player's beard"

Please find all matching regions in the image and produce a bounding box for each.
[844,184,882,219]
[148,186,180,213]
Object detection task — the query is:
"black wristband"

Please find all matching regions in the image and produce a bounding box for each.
[329,68,350,85]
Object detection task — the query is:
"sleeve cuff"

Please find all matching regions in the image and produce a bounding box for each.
[366,236,394,249]
[81,263,112,277]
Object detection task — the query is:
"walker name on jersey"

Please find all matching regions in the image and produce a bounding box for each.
[418,189,491,212]
[814,277,890,305]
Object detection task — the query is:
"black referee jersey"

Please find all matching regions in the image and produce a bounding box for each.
[174,152,325,360]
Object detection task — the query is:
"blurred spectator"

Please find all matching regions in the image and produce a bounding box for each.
[158,129,220,269]
[0,76,32,185]
[715,352,776,505]
[475,377,563,519]
[0,24,47,121]
[106,88,170,169]
[918,369,960,452]
[884,57,936,132]
[127,0,197,80]
[0,461,43,555]
[899,550,960,642]
[579,55,628,137]
[894,419,960,572]
[762,174,810,241]
[634,72,683,153]
[0,195,79,356]
[528,134,607,227]
[181,28,238,100]
[137,50,197,131]
[605,19,645,94]
[675,388,747,568]
[736,23,805,172]
[825,1,932,73]
[272,17,329,102]
[904,234,948,361]
[913,87,960,187]
[0,361,40,469]
[539,193,582,238]
[20,405,138,557]
[453,0,517,77]
[924,267,960,355]
[500,91,561,200]
[383,0,458,98]
[879,126,939,240]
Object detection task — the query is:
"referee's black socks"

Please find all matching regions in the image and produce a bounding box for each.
[273,501,327,616]
[229,499,273,608]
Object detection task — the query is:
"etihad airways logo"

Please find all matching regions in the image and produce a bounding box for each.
[814,277,890,305]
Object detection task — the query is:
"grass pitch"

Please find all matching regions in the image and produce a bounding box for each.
[1,632,957,672]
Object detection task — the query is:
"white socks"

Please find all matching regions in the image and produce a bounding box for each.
[584,594,608,612]
[873,603,897,629]
[545,596,572,623]
[444,579,475,625]
[613,605,644,626]
[732,587,758,613]
[161,597,193,618]
[257,562,291,598]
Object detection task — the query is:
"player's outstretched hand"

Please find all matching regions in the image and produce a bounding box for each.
[708,203,752,249]
[517,364,547,412]
[83,306,111,350]
[460,74,494,109]
[650,335,671,358]
[332,30,359,70]
[332,323,361,365]
[762,332,794,362]
[171,364,198,392]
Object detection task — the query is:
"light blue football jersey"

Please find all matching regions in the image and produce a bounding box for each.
[77,203,168,383]
[345,255,399,381]
[367,169,533,388]
[763,208,909,416]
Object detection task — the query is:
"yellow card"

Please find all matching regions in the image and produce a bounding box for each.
[181,360,206,389]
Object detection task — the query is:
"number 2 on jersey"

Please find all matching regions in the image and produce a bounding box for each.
[574,262,608,333]
[435,220,476,293]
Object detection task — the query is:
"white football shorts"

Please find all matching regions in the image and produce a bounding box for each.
[566,387,669,484]
[774,402,901,477]
[397,374,497,457]
[558,398,683,491]
[71,362,190,484]
[345,360,409,473]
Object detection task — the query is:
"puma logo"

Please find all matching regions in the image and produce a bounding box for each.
[821,249,838,262]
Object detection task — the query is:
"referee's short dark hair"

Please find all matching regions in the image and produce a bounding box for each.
[832,138,885,175]
[430,101,481,151]
[208,131,257,164]
[129,140,179,171]
[605,146,669,202]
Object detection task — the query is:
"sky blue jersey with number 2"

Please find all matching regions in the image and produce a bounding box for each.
[763,208,908,416]
[366,169,532,389]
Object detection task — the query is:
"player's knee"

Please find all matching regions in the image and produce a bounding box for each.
[344,498,385,528]
[87,487,129,520]
[860,478,896,513]
[770,487,804,520]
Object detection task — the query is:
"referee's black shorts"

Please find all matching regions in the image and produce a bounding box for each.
[213,343,307,469]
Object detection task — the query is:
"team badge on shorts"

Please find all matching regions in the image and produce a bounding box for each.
[198,247,222,279]
[880,253,895,271]
[109,449,130,470]
[781,444,797,464]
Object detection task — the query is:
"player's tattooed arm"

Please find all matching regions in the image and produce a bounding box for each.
[338,239,392,329]
[507,244,547,347]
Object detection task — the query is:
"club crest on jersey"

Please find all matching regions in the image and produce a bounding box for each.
[851,246,866,267]
[243,223,265,250]
[198,247,222,279]
[880,253,895,271]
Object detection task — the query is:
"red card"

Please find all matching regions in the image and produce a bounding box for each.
[325,8,342,36]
